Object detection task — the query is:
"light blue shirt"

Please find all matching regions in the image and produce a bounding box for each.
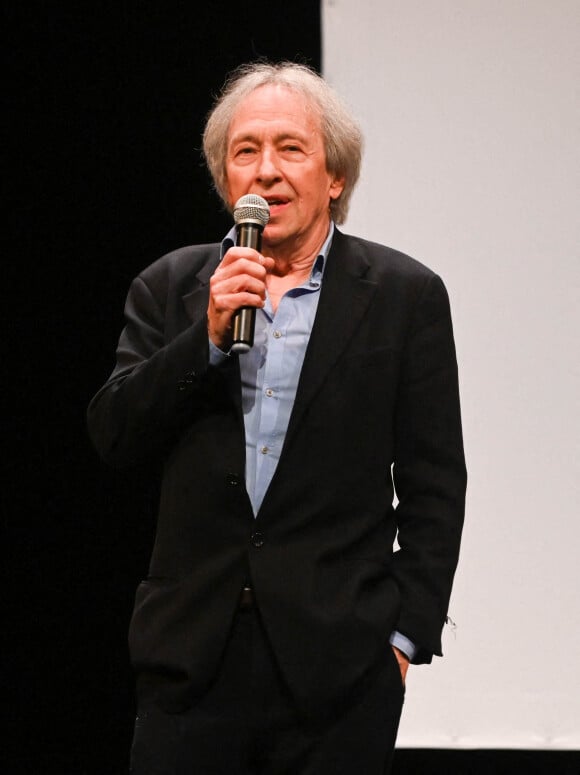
[209,223,416,661]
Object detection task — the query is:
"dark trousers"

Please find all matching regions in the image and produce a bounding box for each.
[129,604,405,775]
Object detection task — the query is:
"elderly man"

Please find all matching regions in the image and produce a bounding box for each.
[88,61,466,774]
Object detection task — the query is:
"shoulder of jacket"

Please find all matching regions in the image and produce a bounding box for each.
[135,243,221,287]
[140,243,220,277]
[334,229,437,283]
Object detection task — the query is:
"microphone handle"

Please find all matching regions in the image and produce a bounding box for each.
[231,222,263,354]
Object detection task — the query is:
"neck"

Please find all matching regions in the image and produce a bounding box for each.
[264,231,328,313]
[269,251,317,280]
[265,223,331,278]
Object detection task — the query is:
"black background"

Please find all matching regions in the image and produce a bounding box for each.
[5,3,578,773]
[6,4,320,773]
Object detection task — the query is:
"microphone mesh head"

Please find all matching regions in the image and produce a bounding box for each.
[233,194,270,227]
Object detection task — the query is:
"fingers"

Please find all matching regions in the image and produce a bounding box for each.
[218,246,273,274]
[210,283,266,314]
[210,259,267,306]
[212,247,274,300]
[207,248,273,350]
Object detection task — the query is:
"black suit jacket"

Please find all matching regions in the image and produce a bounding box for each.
[87,228,466,717]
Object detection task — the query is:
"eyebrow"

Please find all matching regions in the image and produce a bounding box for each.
[229,130,310,146]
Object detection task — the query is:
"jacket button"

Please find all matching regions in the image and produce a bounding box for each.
[250,531,265,548]
[177,370,197,390]
[226,472,241,486]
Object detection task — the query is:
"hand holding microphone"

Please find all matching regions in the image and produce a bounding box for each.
[207,194,271,353]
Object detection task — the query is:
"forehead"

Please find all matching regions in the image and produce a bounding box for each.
[228,84,322,140]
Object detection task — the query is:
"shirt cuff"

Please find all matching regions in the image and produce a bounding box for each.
[389,631,417,661]
[208,337,230,366]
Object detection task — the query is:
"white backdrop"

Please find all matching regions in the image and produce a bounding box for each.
[323,0,580,750]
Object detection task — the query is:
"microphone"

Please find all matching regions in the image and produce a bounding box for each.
[231,194,270,354]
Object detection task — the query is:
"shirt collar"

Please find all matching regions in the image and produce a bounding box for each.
[220,222,335,285]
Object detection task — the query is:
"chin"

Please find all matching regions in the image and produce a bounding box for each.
[263,228,287,247]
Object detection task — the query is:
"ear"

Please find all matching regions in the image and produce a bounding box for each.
[329,175,345,201]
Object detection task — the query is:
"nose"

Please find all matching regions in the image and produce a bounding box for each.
[256,148,281,184]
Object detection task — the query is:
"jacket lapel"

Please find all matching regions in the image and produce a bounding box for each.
[282,229,377,452]
[181,257,217,326]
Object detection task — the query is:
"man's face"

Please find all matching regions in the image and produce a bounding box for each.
[225,84,344,255]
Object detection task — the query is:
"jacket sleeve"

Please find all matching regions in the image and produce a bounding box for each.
[87,269,225,468]
[391,273,467,663]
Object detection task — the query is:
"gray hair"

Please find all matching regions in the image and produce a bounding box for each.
[202,61,363,225]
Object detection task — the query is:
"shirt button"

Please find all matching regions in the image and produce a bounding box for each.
[265,388,274,397]
[273,330,282,339]
[260,446,269,455]
[251,531,265,548]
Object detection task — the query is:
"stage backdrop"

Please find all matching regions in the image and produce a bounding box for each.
[323,0,579,751]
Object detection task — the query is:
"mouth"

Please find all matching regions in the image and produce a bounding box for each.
[264,197,289,210]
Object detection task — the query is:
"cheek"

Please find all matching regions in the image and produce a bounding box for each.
[225,164,248,191]
[225,178,247,206]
